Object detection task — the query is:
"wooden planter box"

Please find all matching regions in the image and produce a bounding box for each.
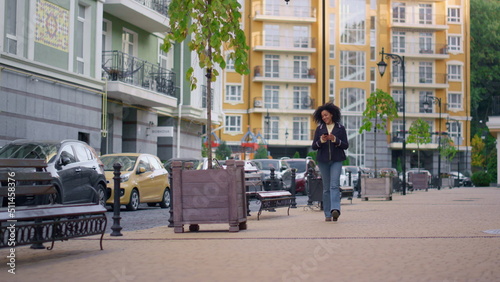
[172,159,247,233]
[409,172,429,191]
[361,176,393,201]
[441,178,454,189]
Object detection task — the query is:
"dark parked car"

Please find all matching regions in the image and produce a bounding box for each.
[252,158,292,190]
[0,139,107,206]
[286,158,320,195]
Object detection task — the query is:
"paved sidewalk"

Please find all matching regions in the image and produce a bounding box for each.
[2,187,500,282]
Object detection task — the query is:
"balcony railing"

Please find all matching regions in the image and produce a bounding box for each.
[388,72,448,85]
[254,4,316,19]
[252,96,316,110]
[102,50,176,98]
[251,128,315,142]
[254,65,316,81]
[391,43,448,56]
[392,13,447,27]
[253,34,316,51]
[134,0,170,16]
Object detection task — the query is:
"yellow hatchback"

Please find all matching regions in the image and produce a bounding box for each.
[100,153,170,211]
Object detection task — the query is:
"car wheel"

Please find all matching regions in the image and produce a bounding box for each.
[126,189,140,211]
[96,183,107,207]
[48,188,62,205]
[160,188,171,209]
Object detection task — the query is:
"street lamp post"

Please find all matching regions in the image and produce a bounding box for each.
[423,95,442,190]
[285,129,289,157]
[446,119,461,186]
[377,48,407,195]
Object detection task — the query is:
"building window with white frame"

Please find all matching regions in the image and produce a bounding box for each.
[448,7,461,23]
[293,117,309,140]
[419,91,433,113]
[329,65,335,102]
[448,121,462,145]
[265,116,280,140]
[419,61,433,83]
[293,26,309,48]
[419,32,433,53]
[448,92,462,110]
[392,90,403,112]
[5,0,18,55]
[225,115,242,133]
[391,120,404,142]
[419,4,432,25]
[225,85,242,103]
[340,51,365,81]
[448,35,462,52]
[448,64,462,81]
[329,14,335,58]
[264,24,280,47]
[340,88,365,112]
[392,31,406,54]
[264,85,280,109]
[340,0,365,45]
[264,54,280,78]
[76,4,89,75]
[293,55,308,79]
[293,86,310,109]
[392,2,406,23]
[226,53,235,71]
[122,29,137,56]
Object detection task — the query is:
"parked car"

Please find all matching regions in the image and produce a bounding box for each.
[100,153,170,211]
[406,169,432,185]
[252,158,292,190]
[449,171,472,186]
[0,139,107,206]
[343,165,361,187]
[286,158,320,195]
[164,157,223,174]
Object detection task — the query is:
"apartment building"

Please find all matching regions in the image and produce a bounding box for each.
[1,0,223,161]
[221,0,470,176]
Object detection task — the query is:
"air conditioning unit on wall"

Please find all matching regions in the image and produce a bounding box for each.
[254,100,263,108]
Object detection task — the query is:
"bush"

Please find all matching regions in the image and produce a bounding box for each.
[471,171,491,187]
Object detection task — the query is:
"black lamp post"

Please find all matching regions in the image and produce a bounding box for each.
[265,109,270,140]
[285,129,289,157]
[377,47,407,195]
[423,95,442,190]
[446,119,461,186]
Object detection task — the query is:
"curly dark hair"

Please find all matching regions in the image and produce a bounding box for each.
[312,102,342,124]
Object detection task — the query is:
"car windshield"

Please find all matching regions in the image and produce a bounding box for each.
[254,160,279,170]
[0,143,59,163]
[101,156,138,171]
[287,161,306,173]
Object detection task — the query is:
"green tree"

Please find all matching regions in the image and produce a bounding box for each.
[440,136,458,171]
[307,151,317,162]
[164,0,249,168]
[253,144,268,159]
[293,151,300,158]
[407,118,432,170]
[359,89,399,173]
[215,141,232,160]
[471,134,486,169]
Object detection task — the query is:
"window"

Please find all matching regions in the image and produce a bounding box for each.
[448,7,461,23]
[419,4,432,25]
[370,67,376,93]
[448,92,462,109]
[329,14,335,58]
[392,31,406,53]
[225,85,242,102]
[448,36,462,52]
[202,86,214,109]
[340,0,365,44]
[292,117,309,140]
[293,56,308,79]
[392,120,405,142]
[265,116,280,140]
[293,86,310,109]
[447,121,462,145]
[264,54,280,78]
[392,2,406,23]
[392,90,404,112]
[329,65,335,102]
[102,20,112,52]
[419,62,433,83]
[419,91,433,113]
[448,64,462,81]
[265,0,280,16]
[226,53,235,71]
[293,26,309,48]
[264,24,280,47]
[340,88,365,112]
[225,115,242,133]
[340,51,365,81]
[122,29,137,56]
[419,32,433,53]
[76,4,89,75]
[5,0,18,55]
[264,85,280,109]
[158,39,169,70]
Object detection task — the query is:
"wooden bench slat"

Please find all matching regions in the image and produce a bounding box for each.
[0,158,47,168]
[0,185,55,197]
[0,171,52,182]
[0,204,107,221]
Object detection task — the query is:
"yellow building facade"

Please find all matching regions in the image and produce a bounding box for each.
[220,0,470,176]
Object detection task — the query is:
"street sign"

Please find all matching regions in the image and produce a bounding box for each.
[149,126,174,137]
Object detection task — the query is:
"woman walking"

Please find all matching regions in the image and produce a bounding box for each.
[311,103,349,222]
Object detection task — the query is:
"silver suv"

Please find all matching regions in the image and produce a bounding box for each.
[252,159,292,190]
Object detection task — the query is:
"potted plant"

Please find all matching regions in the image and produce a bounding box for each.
[164,0,250,232]
[359,89,398,200]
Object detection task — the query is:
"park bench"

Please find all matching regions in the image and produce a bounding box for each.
[0,158,107,250]
[255,190,293,220]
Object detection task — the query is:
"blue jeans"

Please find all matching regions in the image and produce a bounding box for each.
[317,161,342,217]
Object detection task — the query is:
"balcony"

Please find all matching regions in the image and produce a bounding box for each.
[251,128,315,146]
[253,66,316,84]
[388,72,448,89]
[253,34,316,53]
[392,13,448,31]
[102,50,177,108]
[103,0,171,32]
[251,97,317,112]
[390,43,449,59]
[253,4,316,23]
[389,131,444,149]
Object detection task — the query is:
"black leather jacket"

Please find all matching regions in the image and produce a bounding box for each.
[311,122,349,163]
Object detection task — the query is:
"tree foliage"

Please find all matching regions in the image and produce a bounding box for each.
[215,141,232,160]
[440,136,457,163]
[407,118,432,170]
[471,134,486,168]
[253,144,268,159]
[163,0,250,90]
